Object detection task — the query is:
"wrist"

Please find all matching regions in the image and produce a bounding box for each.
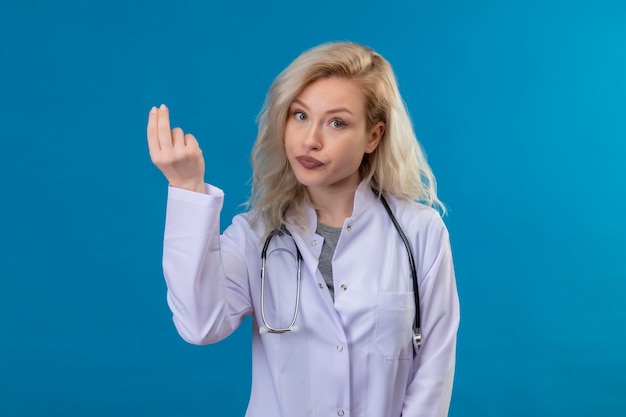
[169,181,205,194]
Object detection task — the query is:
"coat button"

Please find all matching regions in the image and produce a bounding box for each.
[340,284,348,291]
[311,240,317,246]
[337,345,343,352]
[337,410,345,416]
[346,223,352,231]
[318,283,324,289]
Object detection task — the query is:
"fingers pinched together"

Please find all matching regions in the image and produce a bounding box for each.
[147,105,206,193]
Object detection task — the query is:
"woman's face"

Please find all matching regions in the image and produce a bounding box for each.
[284,77,384,195]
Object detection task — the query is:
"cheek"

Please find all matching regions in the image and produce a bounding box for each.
[283,123,295,150]
[337,145,366,169]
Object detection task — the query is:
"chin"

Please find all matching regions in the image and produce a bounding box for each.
[291,169,323,187]
[294,178,323,189]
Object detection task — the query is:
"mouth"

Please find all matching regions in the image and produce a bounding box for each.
[295,155,324,169]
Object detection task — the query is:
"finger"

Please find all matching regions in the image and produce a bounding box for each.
[147,106,161,155]
[184,133,199,148]
[171,127,185,148]
[157,104,173,149]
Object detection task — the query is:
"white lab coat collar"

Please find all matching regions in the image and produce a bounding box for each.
[284,181,379,310]
[296,180,379,233]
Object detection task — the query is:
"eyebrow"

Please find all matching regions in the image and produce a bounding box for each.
[291,98,355,116]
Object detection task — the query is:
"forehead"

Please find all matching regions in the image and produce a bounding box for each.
[293,77,365,113]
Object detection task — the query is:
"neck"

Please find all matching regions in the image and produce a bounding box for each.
[307,184,359,228]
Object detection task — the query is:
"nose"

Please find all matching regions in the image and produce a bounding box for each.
[303,123,322,150]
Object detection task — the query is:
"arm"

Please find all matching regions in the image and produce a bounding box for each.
[402,216,460,417]
[163,185,253,345]
[148,105,253,344]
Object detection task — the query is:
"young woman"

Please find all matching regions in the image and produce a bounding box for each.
[147,41,459,417]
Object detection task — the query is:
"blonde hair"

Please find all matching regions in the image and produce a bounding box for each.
[248,41,445,233]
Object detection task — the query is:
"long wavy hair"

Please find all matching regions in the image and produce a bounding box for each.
[248,41,445,233]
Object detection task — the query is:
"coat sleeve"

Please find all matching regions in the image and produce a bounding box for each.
[402,213,460,417]
[162,184,253,345]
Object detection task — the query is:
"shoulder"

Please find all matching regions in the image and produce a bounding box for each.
[390,198,447,234]
[384,198,451,260]
[222,210,286,255]
[225,211,265,240]
[387,199,454,282]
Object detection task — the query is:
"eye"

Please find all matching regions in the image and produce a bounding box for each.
[292,110,307,121]
[330,118,346,129]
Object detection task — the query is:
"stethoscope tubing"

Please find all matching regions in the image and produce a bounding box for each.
[259,189,422,350]
[373,189,422,347]
[259,228,303,335]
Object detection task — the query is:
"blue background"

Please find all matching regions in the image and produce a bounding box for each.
[1,0,625,415]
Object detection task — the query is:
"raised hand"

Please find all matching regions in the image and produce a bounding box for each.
[147,104,206,193]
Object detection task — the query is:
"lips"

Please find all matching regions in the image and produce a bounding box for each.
[295,155,324,169]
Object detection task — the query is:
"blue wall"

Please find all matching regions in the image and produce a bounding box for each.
[1,0,624,415]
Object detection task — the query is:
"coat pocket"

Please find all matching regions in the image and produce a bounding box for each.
[375,292,414,360]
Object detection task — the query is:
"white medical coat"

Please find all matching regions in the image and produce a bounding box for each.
[162,181,460,417]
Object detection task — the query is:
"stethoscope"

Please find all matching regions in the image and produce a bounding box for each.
[259,188,422,350]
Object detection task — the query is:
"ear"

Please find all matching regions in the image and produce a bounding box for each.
[365,122,385,154]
